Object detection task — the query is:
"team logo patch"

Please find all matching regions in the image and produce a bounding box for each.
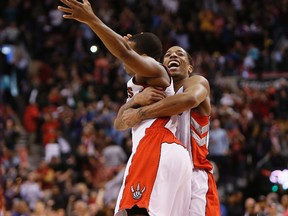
[131,183,146,200]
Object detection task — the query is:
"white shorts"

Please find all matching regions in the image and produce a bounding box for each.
[189,169,220,216]
[115,143,192,216]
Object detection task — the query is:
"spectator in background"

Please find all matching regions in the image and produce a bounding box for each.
[266,192,284,215]
[101,140,127,172]
[3,178,20,212]
[103,168,125,209]
[254,195,268,216]
[225,189,244,216]
[35,161,55,190]
[71,200,90,216]
[19,171,43,211]
[10,199,30,216]
[48,184,68,211]
[31,201,51,216]
[44,138,60,163]
[275,78,288,119]
[3,118,20,152]
[208,118,230,184]
[23,101,40,151]
[244,197,256,216]
[281,194,288,216]
[80,122,96,156]
[40,107,60,147]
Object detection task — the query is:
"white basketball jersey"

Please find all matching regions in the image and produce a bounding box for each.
[175,86,213,170]
[126,76,178,153]
[175,87,192,158]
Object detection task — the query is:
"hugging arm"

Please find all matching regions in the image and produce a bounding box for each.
[114,99,139,131]
[122,75,210,127]
[114,87,166,130]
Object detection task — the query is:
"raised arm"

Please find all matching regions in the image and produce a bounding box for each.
[58,0,167,80]
[122,75,211,127]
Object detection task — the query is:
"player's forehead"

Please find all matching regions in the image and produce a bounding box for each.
[165,46,186,55]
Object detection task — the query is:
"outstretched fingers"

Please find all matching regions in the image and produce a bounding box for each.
[58,5,74,19]
[58,0,84,19]
[59,0,82,9]
[82,0,91,5]
[57,6,73,14]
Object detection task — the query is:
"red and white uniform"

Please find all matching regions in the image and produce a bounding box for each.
[115,76,192,216]
[176,86,221,216]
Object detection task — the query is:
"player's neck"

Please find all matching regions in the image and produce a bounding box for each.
[174,80,184,92]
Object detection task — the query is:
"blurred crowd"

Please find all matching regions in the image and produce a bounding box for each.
[1,0,288,215]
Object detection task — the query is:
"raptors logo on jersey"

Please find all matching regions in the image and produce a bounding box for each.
[131,183,146,200]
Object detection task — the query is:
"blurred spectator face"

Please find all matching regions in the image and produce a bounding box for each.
[73,200,89,215]
[281,194,288,208]
[82,123,94,136]
[27,171,37,182]
[12,200,29,214]
[55,208,65,216]
[211,119,221,129]
[257,195,267,210]
[33,201,45,214]
[267,202,278,216]
[245,197,256,215]
[74,182,88,196]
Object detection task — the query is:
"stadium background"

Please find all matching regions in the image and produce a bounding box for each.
[1,0,288,215]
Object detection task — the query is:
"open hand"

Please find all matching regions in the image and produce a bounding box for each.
[58,0,96,24]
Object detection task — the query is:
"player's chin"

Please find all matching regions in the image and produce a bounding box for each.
[168,68,180,76]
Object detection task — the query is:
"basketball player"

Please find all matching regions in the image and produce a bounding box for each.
[121,46,221,216]
[58,1,192,216]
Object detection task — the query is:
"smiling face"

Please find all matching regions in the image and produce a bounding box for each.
[163,46,193,82]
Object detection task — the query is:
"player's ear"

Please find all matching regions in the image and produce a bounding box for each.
[188,65,193,74]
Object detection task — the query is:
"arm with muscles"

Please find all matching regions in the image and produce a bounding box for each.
[122,75,210,128]
[58,0,166,79]
[114,87,166,130]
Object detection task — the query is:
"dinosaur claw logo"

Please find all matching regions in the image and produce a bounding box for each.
[131,183,146,200]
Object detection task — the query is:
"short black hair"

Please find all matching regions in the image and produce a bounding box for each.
[129,32,162,60]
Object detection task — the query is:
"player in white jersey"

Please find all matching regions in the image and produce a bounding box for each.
[121,46,221,216]
[58,1,192,215]
[114,72,191,216]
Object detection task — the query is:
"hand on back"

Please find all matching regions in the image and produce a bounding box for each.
[133,87,166,106]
